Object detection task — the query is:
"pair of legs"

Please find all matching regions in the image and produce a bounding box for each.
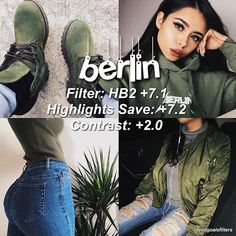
[4,159,75,236]
[119,194,189,236]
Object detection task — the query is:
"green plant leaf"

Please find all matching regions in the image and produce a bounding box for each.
[71,147,118,236]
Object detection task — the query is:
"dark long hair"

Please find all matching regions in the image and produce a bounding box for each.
[165,124,185,166]
[124,0,229,72]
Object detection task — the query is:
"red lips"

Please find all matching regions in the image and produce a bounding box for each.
[170,48,183,58]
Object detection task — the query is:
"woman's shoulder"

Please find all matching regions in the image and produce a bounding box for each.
[194,69,236,83]
[206,126,230,149]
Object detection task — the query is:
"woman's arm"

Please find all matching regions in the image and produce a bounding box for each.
[220,38,236,72]
[135,165,155,196]
[198,29,236,72]
[221,77,236,115]
[135,142,168,196]
[198,29,227,56]
[187,136,231,236]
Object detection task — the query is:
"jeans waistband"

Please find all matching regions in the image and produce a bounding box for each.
[24,158,68,172]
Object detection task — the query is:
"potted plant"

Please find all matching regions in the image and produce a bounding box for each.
[71,148,119,236]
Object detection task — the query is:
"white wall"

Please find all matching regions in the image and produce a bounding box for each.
[0,118,118,236]
[0,119,25,236]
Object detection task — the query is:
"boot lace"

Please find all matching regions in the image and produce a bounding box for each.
[5,41,41,65]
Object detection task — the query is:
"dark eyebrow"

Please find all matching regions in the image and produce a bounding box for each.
[174,17,204,38]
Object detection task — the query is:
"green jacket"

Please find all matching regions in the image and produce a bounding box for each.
[100,39,236,118]
[135,126,230,236]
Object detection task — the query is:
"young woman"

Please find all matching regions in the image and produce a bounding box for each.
[3,119,75,236]
[119,118,230,235]
[99,0,236,118]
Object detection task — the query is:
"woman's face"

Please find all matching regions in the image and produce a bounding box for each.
[177,118,200,124]
[177,118,203,132]
[156,7,207,61]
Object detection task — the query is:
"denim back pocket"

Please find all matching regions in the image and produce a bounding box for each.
[11,182,46,223]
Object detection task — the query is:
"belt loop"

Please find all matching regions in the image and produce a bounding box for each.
[22,163,27,172]
[46,158,51,170]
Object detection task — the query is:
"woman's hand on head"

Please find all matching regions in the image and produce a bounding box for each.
[197,29,228,57]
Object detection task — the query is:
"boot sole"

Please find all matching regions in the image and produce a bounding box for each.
[61,19,77,79]
[24,0,49,48]
[61,20,78,107]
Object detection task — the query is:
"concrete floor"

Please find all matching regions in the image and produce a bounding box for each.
[0,0,119,117]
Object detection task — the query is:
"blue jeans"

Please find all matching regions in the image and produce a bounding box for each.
[0,84,16,117]
[119,194,189,236]
[4,159,75,236]
[102,94,118,118]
